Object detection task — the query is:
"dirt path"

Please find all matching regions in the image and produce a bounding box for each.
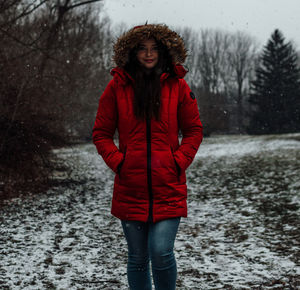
[1,135,300,289]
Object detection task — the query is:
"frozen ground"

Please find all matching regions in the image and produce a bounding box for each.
[0,134,300,289]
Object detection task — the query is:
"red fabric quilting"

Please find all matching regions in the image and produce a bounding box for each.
[92,65,203,222]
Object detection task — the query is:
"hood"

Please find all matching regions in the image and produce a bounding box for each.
[113,24,188,68]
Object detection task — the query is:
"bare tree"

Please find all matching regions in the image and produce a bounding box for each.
[175,26,200,88]
[197,30,213,92]
[0,0,112,199]
[174,27,257,134]
[195,29,233,95]
[177,28,232,135]
[228,31,257,132]
[36,0,103,76]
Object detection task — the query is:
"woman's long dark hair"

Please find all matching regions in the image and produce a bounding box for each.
[124,39,175,120]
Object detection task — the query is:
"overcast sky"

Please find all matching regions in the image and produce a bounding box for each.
[102,0,300,49]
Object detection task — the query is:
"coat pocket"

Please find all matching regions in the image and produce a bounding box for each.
[117,146,127,178]
[170,146,181,179]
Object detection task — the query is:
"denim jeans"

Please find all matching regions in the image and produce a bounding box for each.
[121,217,181,290]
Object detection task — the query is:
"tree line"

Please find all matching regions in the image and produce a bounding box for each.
[177,27,300,136]
[1,1,299,199]
[0,0,111,198]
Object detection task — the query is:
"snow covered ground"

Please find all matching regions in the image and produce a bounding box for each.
[1,134,300,289]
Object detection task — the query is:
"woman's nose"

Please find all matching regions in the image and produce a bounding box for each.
[146,49,152,56]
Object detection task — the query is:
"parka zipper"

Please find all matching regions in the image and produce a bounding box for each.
[146,117,153,222]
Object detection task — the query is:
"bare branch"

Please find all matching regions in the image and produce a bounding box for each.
[67,0,103,10]
[0,0,48,29]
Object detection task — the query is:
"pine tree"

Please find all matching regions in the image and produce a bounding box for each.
[248,29,300,134]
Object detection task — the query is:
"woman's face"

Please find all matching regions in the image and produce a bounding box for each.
[136,38,159,70]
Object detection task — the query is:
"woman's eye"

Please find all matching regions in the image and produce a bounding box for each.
[138,46,158,52]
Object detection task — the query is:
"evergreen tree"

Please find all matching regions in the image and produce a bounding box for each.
[248,29,300,134]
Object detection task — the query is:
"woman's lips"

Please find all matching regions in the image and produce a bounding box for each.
[145,59,154,63]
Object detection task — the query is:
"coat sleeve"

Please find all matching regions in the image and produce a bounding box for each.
[173,79,203,171]
[92,79,123,173]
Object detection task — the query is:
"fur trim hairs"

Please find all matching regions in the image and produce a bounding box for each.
[113,24,188,68]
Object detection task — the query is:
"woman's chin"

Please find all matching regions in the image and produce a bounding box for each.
[140,61,157,70]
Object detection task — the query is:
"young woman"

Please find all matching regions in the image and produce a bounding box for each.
[92,24,203,290]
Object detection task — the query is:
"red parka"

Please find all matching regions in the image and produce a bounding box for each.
[92,24,203,223]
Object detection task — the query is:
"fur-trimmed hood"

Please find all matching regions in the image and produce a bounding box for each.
[113,24,187,68]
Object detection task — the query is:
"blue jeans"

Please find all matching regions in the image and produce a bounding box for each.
[121,217,181,290]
